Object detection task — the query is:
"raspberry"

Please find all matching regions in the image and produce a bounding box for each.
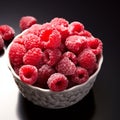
[36,64,55,88]
[23,48,43,66]
[47,73,68,92]
[50,17,69,40]
[56,57,76,75]
[79,30,92,37]
[71,67,89,84]
[0,35,4,51]
[40,28,61,49]
[9,43,26,66]
[19,16,37,31]
[68,21,84,35]
[23,34,41,50]
[65,35,87,54]
[87,37,103,55]
[13,35,24,45]
[77,49,97,75]
[23,24,42,37]
[19,65,38,85]
[63,51,77,64]
[43,48,62,66]
[0,24,15,40]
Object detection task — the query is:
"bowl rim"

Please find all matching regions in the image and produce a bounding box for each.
[6,31,104,93]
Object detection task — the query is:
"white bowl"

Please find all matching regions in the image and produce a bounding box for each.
[6,32,103,109]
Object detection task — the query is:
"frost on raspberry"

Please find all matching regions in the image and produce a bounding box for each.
[71,67,89,84]
[87,37,103,56]
[23,33,41,50]
[50,17,69,40]
[43,48,62,66]
[47,73,68,92]
[9,43,26,66]
[62,51,77,64]
[23,24,42,37]
[19,16,37,31]
[40,28,61,49]
[13,35,24,45]
[56,57,76,75]
[65,35,87,54]
[77,48,97,75]
[68,21,84,35]
[23,48,43,66]
[35,64,55,88]
[19,65,38,85]
[0,24,15,40]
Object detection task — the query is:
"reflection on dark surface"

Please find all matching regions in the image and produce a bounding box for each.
[17,89,95,120]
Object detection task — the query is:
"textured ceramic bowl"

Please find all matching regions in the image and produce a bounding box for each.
[6,31,103,109]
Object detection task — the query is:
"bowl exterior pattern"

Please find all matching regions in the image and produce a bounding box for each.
[14,74,96,109]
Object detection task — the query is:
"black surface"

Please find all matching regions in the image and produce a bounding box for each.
[0,0,120,120]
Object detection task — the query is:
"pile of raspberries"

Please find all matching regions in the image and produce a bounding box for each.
[8,16,103,92]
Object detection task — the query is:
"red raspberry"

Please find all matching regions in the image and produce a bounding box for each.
[56,57,76,75]
[68,21,84,35]
[19,65,38,85]
[50,17,69,40]
[40,30,61,49]
[23,34,41,50]
[87,37,103,55]
[23,48,43,66]
[0,35,4,51]
[47,73,68,92]
[71,67,89,84]
[63,51,77,64]
[40,28,61,49]
[77,49,97,75]
[13,35,24,45]
[9,43,26,66]
[36,64,55,88]
[23,24,42,37]
[43,48,62,66]
[79,30,92,37]
[65,35,87,54]
[19,16,37,31]
[0,24,15,40]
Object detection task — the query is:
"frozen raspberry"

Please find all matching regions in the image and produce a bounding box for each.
[9,43,26,66]
[0,24,15,40]
[58,42,67,53]
[13,35,24,45]
[36,64,55,88]
[77,49,97,75]
[23,34,41,50]
[71,67,89,84]
[56,57,76,75]
[50,17,69,40]
[40,30,61,49]
[40,28,61,49]
[65,35,87,54]
[68,21,84,35]
[19,65,38,85]
[43,48,62,66]
[19,16,37,31]
[47,73,68,92]
[79,30,92,37]
[63,51,77,64]
[23,24,42,37]
[23,48,43,66]
[0,35,4,51]
[87,37,103,55]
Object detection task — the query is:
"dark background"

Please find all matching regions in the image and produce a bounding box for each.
[0,0,119,120]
